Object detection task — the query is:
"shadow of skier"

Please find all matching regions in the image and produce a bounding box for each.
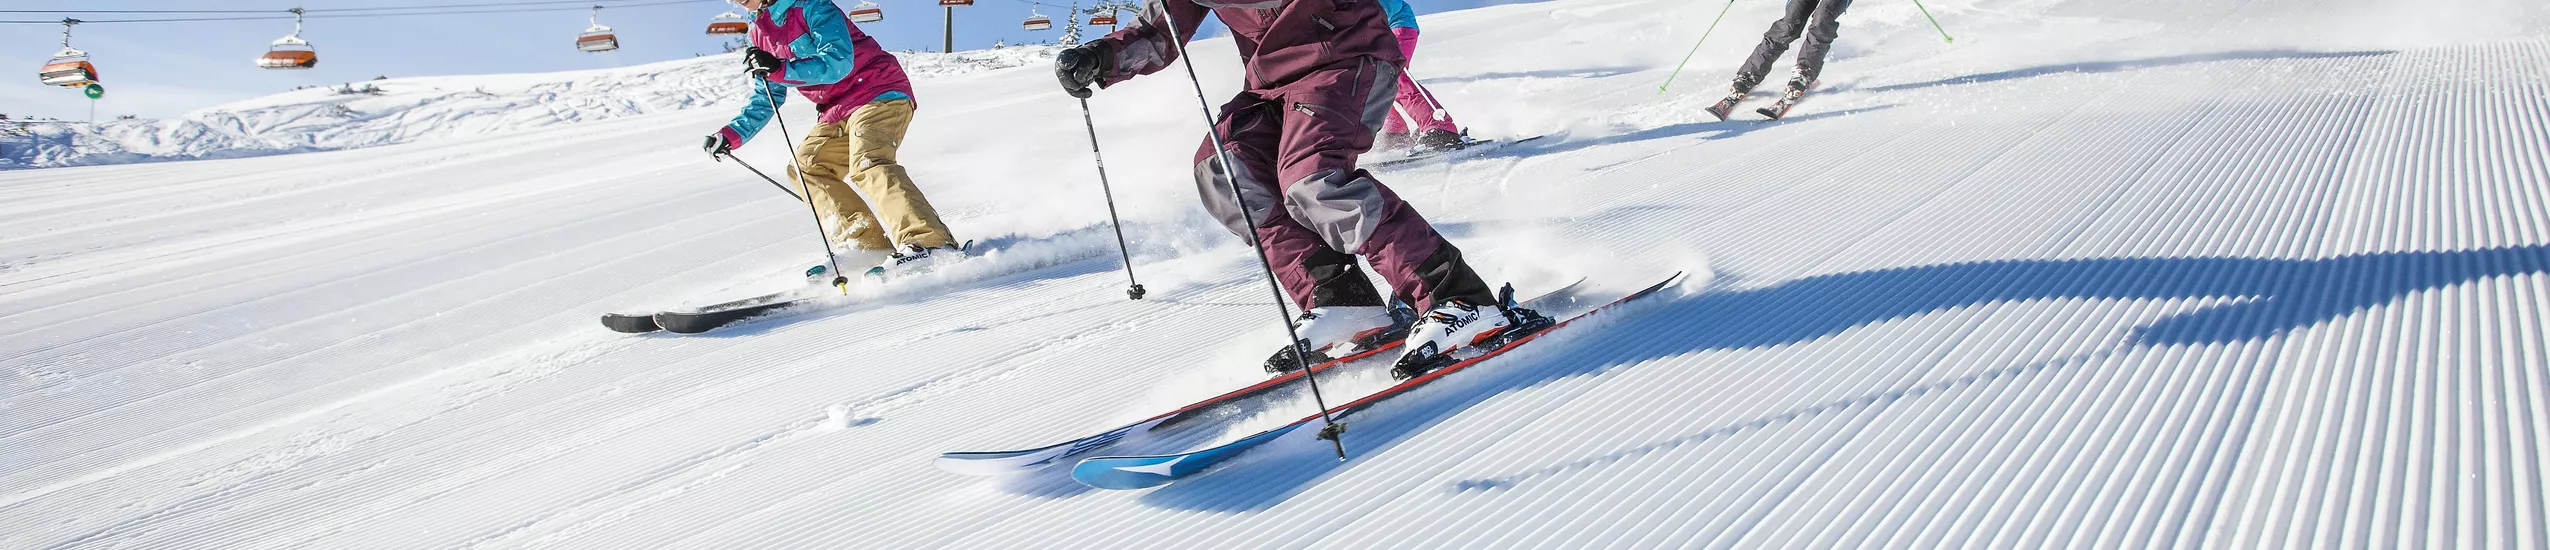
[1132,244,2549,510]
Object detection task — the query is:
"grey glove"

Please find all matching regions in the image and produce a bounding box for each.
[1054,43,1113,98]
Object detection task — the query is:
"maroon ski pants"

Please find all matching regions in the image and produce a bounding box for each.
[1191,60,1464,311]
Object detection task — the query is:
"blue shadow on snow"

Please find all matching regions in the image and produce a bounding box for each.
[1133,244,2550,510]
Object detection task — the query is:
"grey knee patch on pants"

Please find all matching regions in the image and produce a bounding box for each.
[1361,62,1402,132]
[1283,168,1389,253]
[1194,155,1281,236]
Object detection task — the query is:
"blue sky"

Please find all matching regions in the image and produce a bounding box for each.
[4,0,1526,120]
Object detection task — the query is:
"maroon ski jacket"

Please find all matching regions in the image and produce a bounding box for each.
[1089,0,1406,97]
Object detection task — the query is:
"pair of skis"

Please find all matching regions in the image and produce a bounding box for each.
[601,286,833,334]
[1705,80,1815,121]
[939,273,1683,490]
[1369,134,1549,168]
[602,241,976,334]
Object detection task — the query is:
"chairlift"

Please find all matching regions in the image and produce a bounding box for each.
[848,1,885,23]
[258,8,318,69]
[1022,9,1052,31]
[939,0,976,6]
[576,6,620,52]
[38,19,97,87]
[706,10,749,35]
[1088,13,1118,26]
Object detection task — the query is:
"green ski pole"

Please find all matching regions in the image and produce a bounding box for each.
[1657,0,1739,95]
[1909,0,1955,43]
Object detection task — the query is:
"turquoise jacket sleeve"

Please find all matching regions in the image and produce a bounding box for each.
[1378,0,1420,30]
[767,0,857,87]
[723,76,785,145]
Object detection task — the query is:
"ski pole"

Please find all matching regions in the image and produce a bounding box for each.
[715,152,805,201]
[1152,5,1352,460]
[1657,0,1738,94]
[758,79,852,294]
[1908,0,1955,43]
[1076,97,1147,301]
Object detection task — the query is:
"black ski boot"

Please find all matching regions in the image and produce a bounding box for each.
[1415,128,1471,153]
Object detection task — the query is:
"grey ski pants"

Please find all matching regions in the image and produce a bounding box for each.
[1735,0,1854,90]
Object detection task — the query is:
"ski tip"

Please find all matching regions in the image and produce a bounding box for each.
[934,450,1056,476]
[600,313,661,334]
[1069,457,1180,490]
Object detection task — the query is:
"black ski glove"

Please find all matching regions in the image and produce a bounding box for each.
[742,46,784,78]
[1054,43,1113,98]
[703,133,733,158]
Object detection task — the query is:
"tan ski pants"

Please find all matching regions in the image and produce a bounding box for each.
[786,99,956,251]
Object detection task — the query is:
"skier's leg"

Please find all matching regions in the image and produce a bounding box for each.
[1390,27,1464,140]
[1381,28,1417,136]
[1194,96,1385,311]
[841,98,957,249]
[788,119,894,251]
[1793,0,1853,85]
[1732,0,1821,91]
[1275,63,1492,311]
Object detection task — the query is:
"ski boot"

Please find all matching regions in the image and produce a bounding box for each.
[1414,128,1471,153]
[864,241,970,281]
[806,249,892,287]
[1756,75,1815,120]
[1263,301,1419,374]
[1704,80,1754,121]
[1391,284,1553,380]
[1377,132,1418,154]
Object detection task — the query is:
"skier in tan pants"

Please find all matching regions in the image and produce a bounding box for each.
[705,0,960,279]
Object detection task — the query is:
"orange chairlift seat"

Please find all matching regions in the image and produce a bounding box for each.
[706,10,749,35]
[1022,9,1052,31]
[576,6,620,52]
[1088,13,1118,26]
[38,19,97,87]
[258,9,317,69]
[848,1,885,23]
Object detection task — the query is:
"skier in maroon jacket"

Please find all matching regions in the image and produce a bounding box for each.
[1054,0,1541,378]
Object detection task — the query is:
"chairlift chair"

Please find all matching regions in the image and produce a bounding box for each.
[939,0,976,6]
[848,1,885,23]
[577,6,620,52]
[1088,14,1118,26]
[706,10,750,35]
[1022,9,1052,31]
[38,19,98,87]
[258,9,318,69]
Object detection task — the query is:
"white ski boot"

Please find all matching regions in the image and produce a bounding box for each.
[864,241,969,281]
[1264,302,1418,374]
[1392,285,1550,380]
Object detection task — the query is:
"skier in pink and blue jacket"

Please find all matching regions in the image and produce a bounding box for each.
[1375,0,1467,152]
[704,0,962,278]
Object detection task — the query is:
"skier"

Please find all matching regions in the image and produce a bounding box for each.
[1052,0,1546,378]
[1374,0,1468,153]
[704,0,963,279]
[1705,0,1853,120]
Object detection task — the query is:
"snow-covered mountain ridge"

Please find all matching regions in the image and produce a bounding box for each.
[0,45,1062,170]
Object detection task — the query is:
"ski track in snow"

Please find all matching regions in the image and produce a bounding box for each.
[3,0,2548,547]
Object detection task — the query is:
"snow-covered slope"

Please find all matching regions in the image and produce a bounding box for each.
[4,0,2547,548]
[0,46,1063,170]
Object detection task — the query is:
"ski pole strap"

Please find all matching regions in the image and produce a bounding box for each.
[1658,0,1739,95]
[1909,0,1955,43]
